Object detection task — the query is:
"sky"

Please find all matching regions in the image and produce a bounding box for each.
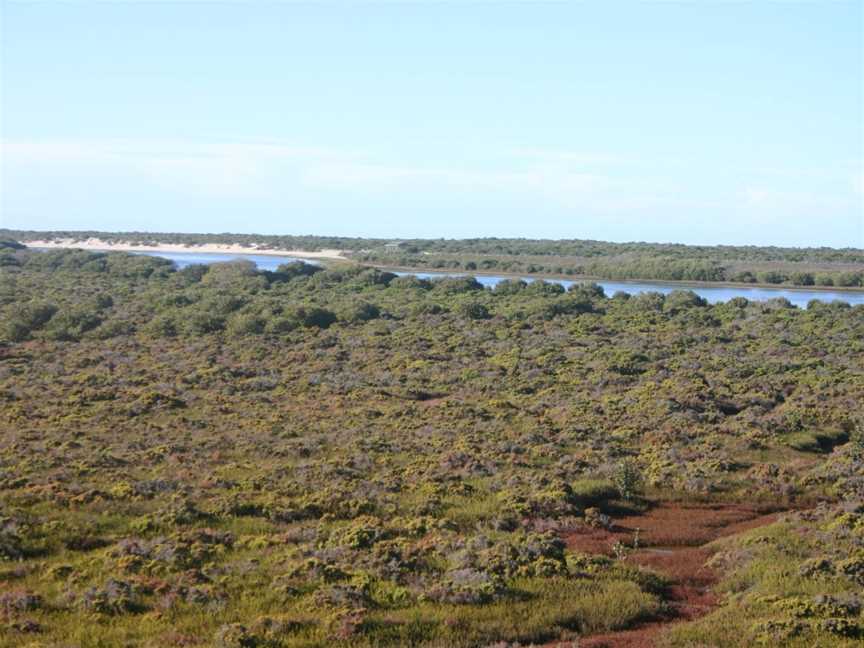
[1,2,862,247]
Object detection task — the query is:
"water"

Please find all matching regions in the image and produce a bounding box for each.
[137,251,316,272]
[400,272,864,308]
[136,251,863,308]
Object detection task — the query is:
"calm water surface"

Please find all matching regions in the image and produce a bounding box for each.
[403,272,864,308]
[138,251,313,272]
[135,251,863,308]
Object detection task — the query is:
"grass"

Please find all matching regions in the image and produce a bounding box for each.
[0,575,660,648]
[784,428,849,453]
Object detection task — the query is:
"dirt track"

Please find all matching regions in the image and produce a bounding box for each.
[560,503,783,648]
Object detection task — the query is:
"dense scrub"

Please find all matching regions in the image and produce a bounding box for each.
[359,251,864,288]
[1,245,863,646]
[5,229,864,288]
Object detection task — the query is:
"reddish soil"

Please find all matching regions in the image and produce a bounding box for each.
[562,502,783,648]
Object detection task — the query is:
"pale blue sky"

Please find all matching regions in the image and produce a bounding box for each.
[1,1,862,246]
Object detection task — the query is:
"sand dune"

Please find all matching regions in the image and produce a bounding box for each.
[23,238,347,261]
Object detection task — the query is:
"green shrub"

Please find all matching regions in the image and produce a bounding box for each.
[274,260,322,279]
[1,301,58,341]
[185,311,226,335]
[340,301,381,323]
[226,313,266,336]
[493,279,527,295]
[264,316,298,334]
[664,290,708,313]
[790,272,815,286]
[732,270,757,283]
[145,314,178,337]
[613,460,643,502]
[44,307,102,341]
[0,238,25,250]
[460,302,491,320]
[758,270,786,284]
[296,306,337,328]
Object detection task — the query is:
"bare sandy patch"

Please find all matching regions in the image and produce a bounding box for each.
[23,238,347,261]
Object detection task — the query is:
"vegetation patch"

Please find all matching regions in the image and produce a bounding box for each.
[0,242,862,646]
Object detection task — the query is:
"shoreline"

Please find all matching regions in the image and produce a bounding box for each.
[19,239,863,294]
[363,262,864,294]
[22,238,347,261]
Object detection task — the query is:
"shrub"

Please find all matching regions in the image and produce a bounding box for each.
[185,311,226,335]
[664,290,708,313]
[80,579,140,615]
[214,623,258,648]
[460,302,491,320]
[790,272,815,286]
[569,282,606,299]
[525,280,565,296]
[274,261,322,279]
[758,270,786,284]
[1,302,57,341]
[412,302,445,315]
[607,349,649,375]
[93,320,134,340]
[201,260,258,286]
[732,271,757,283]
[613,460,643,502]
[629,292,665,311]
[296,307,337,329]
[145,315,178,337]
[0,239,25,250]
[265,316,298,334]
[493,279,528,295]
[764,297,794,309]
[425,568,504,604]
[179,263,209,282]
[0,517,25,559]
[106,253,174,279]
[44,307,102,341]
[226,313,266,336]
[0,589,42,612]
[351,268,396,286]
[390,275,432,290]
[340,301,381,323]
[433,277,484,294]
[584,507,612,529]
[835,271,862,287]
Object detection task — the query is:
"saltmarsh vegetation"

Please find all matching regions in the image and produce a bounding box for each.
[0,243,863,646]
[663,500,864,648]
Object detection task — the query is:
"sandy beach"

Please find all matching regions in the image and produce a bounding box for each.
[23,238,348,261]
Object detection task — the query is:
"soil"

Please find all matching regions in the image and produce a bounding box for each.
[560,502,784,648]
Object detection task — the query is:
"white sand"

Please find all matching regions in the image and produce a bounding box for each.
[23,238,347,261]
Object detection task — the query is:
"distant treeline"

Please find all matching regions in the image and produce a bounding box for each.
[377,238,864,264]
[4,229,863,288]
[359,251,864,288]
[6,228,864,262]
